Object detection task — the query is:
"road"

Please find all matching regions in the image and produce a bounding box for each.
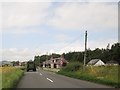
[17,69,112,88]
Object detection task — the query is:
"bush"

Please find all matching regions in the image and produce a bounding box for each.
[61,62,82,72]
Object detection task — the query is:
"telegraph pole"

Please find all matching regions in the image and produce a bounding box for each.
[83,31,87,70]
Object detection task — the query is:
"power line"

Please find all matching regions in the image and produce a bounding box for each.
[55,36,81,53]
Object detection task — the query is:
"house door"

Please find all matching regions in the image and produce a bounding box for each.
[54,64,56,68]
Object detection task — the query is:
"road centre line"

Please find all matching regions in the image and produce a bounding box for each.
[46,78,53,83]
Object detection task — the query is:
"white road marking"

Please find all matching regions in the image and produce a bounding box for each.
[40,73,42,76]
[46,78,53,83]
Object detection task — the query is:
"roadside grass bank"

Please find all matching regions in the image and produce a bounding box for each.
[57,62,119,88]
[1,66,24,89]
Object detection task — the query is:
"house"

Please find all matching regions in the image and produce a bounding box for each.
[87,59,105,66]
[106,60,118,66]
[42,55,68,69]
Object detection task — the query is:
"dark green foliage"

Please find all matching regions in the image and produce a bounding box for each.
[64,43,120,64]
[110,43,120,64]
[86,43,120,63]
[61,62,82,72]
[34,43,120,65]
[11,61,19,66]
[50,53,60,58]
[64,52,84,62]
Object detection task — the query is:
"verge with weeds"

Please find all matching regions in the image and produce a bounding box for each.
[57,62,119,88]
[1,67,24,89]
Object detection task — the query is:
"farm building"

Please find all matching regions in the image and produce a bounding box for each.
[43,55,68,69]
[87,59,105,66]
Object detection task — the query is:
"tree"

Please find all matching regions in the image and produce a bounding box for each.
[34,42,120,66]
[110,43,120,64]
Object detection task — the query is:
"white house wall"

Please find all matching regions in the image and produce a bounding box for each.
[56,64,60,68]
[43,64,45,68]
[51,64,54,68]
[94,60,105,66]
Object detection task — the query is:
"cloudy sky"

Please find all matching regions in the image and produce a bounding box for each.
[1,0,119,61]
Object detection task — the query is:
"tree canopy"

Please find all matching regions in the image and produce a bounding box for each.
[34,43,120,66]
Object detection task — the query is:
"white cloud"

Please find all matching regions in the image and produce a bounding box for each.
[2,38,117,61]
[47,2,118,31]
[0,3,2,59]
[2,48,41,61]
[55,34,72,42]
[0,0,53,2]
[88,39,118,50]
[3,27,46,35]
[0,0,119,2]
[54,0,119,2]
[0,2,1,46]
[2,2,118,34]
[1,2,118,61]
[2,2,51,29]
[84,0,119,2]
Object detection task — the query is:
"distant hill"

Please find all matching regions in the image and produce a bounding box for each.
[0,60,13,66]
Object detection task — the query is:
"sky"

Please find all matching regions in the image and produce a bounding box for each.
[0,0,119,61]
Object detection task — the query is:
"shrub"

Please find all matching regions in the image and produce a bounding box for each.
[61,62,82,72]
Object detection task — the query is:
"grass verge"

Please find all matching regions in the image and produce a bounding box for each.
[1,67,24,89]
[57,64,119,88]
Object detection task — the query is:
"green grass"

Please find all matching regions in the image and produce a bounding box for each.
[57,65,119,88]
[2,67,24,89]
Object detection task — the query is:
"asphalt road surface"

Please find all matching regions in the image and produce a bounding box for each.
[17,69,112,88]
